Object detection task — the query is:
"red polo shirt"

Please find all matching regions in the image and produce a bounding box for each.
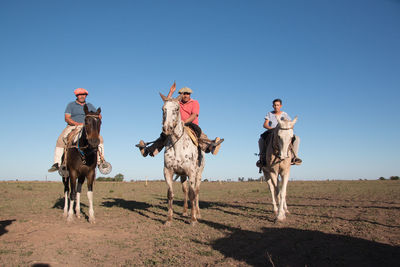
[180,99,200,125]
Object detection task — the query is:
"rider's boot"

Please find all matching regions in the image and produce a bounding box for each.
[48,163,59,172]
[291,157,302,165]
[137,140,149,157]
[49,147,64,172]
[211,137,224,155]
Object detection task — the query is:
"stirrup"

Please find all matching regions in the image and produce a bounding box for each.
[58,164,69,177]
[98,160,112,175]
[213,138,224,147]
[211,137,224,155]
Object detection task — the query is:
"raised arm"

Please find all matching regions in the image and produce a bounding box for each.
[166,81,176,99]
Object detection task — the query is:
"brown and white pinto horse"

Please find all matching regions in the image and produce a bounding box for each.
[63,104,101,223]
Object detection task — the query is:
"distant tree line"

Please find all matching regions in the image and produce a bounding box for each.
[238,176,265,182]
[97,173,124,182]
[379,176,399,180]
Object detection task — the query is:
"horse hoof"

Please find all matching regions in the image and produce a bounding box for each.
[89,217,96,224]
[164,221,172,227]
[63,212,68,218]
[182,212,188,217]
[275,216,286,222]
[190,220,198,226]
[76,214,81,219]
[67,216,74,223]
[196,214,202,219]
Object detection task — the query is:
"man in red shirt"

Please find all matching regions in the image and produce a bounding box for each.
[137,82,223,157]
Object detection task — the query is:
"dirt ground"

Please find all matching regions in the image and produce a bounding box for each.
[0,180,399,266]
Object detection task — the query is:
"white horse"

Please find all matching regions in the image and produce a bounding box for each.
[160,93,205,226]
[262,116,298,222]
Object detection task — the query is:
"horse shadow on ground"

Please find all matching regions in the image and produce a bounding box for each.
[201,218,400,267]
[52,197,89,221]
[101,198,180,224]
[52,197,88,210]
[287,209,400,229]
[153,197,276,222]
[0,219,16,236]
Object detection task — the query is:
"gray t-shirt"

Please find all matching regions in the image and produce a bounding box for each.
[65,101,97,123]
[265,111,291,129]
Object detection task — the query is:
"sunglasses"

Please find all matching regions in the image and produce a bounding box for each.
[179,92,191,95]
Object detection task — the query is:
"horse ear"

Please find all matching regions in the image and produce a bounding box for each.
[292,116,298,124]
[276,114,282,126]
[160,93,168,102]
[84,104,89,115]
[176,94,183,102]
[97,107,101,114]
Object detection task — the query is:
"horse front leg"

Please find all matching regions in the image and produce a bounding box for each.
[264,170,279,215]
[194,171,202,219]
[180,176,189,216]
[277,171,290,222]
[87,170,95,224]
[187,174,198,226]
[75,177,85,219]
[164,168,174,226]
[67,173,77,222]
[62,176,69,217]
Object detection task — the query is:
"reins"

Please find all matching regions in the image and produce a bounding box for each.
[270,127,294,165]
[66,114,101,164]
[165,122,185,151]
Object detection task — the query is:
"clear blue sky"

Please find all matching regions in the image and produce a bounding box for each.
[1,0,399,181]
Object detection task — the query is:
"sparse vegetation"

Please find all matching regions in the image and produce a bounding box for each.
[0,180,399,266]
[97,173,125,182]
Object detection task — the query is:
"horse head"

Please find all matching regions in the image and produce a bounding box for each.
[160,93,183,135]
[83,104,102,148]
[276,116,298,160]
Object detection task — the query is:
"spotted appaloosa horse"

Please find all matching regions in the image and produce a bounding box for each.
[160,93,205,226]
[262,116,298,222]
[63,104,102,223]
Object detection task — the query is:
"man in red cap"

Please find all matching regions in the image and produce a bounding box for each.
[137,82,224,157]
[48,88,106,172]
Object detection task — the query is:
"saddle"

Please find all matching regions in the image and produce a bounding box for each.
[64,126,83,147]
[62,126,83,165]
[184,122,202,147]
[184,126,199,147]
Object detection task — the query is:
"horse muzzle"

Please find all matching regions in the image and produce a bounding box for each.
[162,125,173,135]
[88,138,100,148]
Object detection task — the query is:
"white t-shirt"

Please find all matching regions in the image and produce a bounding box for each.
[265,111,291,129]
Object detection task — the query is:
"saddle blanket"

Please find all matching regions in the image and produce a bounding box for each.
[63,125,83,146]
[184,126,199,147]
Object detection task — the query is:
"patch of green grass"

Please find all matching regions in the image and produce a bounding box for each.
[0,249,15,254]
[105,240,129,249]
[143,258,158,266]
[17,185,33,191]
[20,251,33,257]
[196,249,214,256]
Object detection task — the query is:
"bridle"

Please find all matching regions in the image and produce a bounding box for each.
[162,102,185,151]
[73,114,101,164]
[271,126,293,165]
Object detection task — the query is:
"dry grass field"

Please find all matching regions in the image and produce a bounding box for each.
[0,180,399,266]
